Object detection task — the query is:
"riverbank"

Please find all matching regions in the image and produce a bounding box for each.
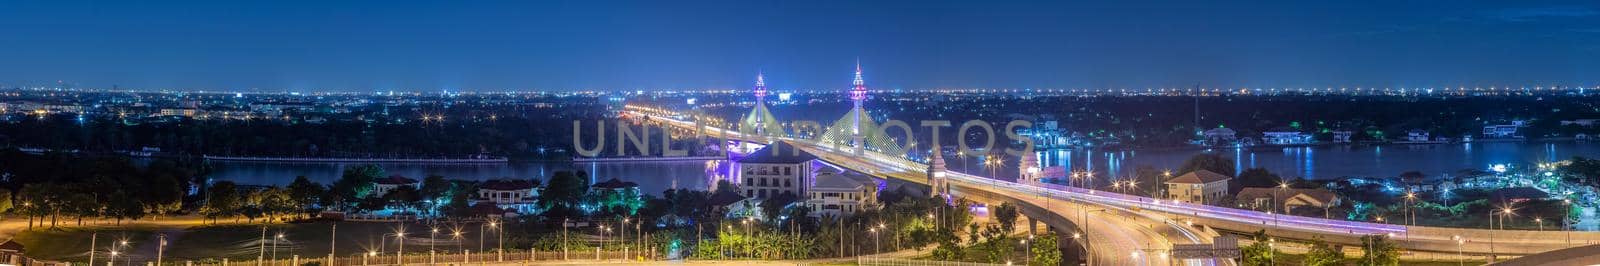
[202,155,509,163]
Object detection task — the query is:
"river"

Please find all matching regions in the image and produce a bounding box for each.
[194,142,1600,193]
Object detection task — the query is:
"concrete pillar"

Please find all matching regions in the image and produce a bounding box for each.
[291,255,298,266]
[222,258,229,266]
[186,261,192,266]
[1029,217,1038,235]
[463,250,470,264]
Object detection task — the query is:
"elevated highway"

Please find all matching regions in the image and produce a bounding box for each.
[628,110,1600,261]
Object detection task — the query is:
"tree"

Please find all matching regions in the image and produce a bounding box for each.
[540,171,590,218]
[993,202,1019,233]
[1177,153,1235,177]
[383,185,422,213]
[203,181,242,223]
[1029,232,1061,266]
[1359,235,1400,266]
[0,189,15,214]
[330,164,384,209]
[418,175,452,216]
[1235,168,1283,190]
[1303,239,1344,266]
[286,176,325,217]
[759,191,798,221]
[1239,230,1275,266]
[107,191,146,224]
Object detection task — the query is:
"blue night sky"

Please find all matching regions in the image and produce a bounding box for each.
[2,1,1598,91]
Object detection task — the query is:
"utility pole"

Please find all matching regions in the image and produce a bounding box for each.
[89,232,97,266]
[329,224,337,266]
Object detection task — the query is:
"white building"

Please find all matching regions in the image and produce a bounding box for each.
[805,170,879,217]
[477,179,538,213]
[373,175,419,197]
[1482,124,1521,138]
[1406,129,1431,142]
[1262,127,1313,145]
[1331,130,1354,143]
[1202,127,1238,145]
[737,141,817,199]
[1165,170,1232,205]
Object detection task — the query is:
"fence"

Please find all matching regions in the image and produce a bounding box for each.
[856,257,1005,266]
[127,249,646,266]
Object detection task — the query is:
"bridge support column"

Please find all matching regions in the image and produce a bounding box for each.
[1028,217,1038,235]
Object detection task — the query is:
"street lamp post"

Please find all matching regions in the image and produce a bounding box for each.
[395,229,405,266]
[1404,192,1417,226]
[272,233,284,264]
[869,228,879,255]
[1453,235,1464,266]
[490,221,503,261]
[452,230,465,263]
[157,234,166,266]
[258,227,268,266]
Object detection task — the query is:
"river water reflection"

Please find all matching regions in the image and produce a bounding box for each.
[198,142,1600,193]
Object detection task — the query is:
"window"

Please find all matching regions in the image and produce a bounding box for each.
[785,179,792,187]
[747,189,754,197]
[759,178,768,186]
[785,167,792,175]
[758,189,767,197]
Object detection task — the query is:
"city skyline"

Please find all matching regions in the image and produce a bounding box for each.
[3,1,1599,90]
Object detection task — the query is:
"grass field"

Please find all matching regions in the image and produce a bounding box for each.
[10,226,159,261]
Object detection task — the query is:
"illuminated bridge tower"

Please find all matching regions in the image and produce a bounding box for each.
[848,63,869,155]
[818,62,908,158]
[927,150,949,197]
[740,72,784,141]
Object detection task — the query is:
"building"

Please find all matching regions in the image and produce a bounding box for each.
[805,169,880,217]
[1406,129,1431,142]
[1261,127,1312,145]
[737,141,818,199]
[373,175,419,197]
[159,108,198,117]
[1561,119,1600,127]
[1165,170,1232,205]
[1235,187,1341,217]
[478,179,538,213]
[1017,120,1075,149]
[1201,127,1237,145]
[1482,124,1521,139]
[1331,130,1355,143]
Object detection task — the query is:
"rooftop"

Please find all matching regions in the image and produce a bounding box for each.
[480,179,536,191]
[812,170,874,191]
[1166,170,1232,184]
[376,175,418,185]
[738,141,818,164]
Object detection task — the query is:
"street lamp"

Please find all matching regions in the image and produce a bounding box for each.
[869,228,879,254]
[451,229,465,262]
[272,233,284,263]
[1404,191,1417,226]
[395,229,406,266]
[489,221,503,261]
[1453,235,1465,266]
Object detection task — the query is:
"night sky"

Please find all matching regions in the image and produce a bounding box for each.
[2,1,1598,91]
